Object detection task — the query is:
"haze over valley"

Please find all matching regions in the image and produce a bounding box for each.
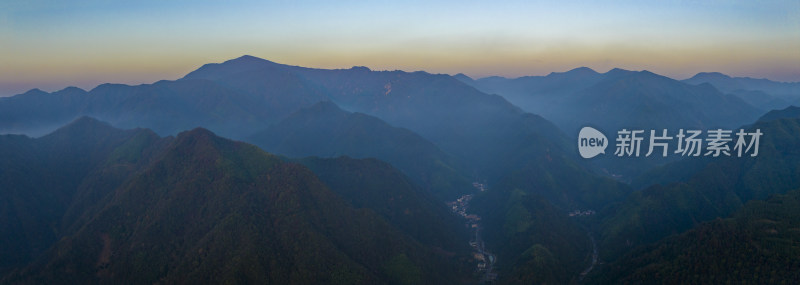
[1,55,799,284]
[2,1,799,284]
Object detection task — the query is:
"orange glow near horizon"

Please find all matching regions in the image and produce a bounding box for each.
[2,1,798,96]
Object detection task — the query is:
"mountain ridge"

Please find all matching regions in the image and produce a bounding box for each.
[1,118,471,284]
[248,101,473,200]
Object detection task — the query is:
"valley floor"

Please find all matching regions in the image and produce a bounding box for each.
[448,183,498,283]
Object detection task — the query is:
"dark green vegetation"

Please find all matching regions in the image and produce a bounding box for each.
[630,104,797,191]
[2,56,799,284]
[472,189,593,284]
[296,156,468,254]
[250,101,472,200]
[1,118,469,284]
[0,56,635,284]
[594,190,800,284]
[0,117,164,275]
[460,67,800,283]
[599,118,800,263]
[466,138,629,283]
[145,58,638,283]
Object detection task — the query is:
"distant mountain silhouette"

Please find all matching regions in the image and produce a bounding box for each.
[0,59,635,285]
[463,67,761,135]
[451,73,473,82]
[456,67,604,121]
[162,56,623,208]
[0,54,632,213]
[462,68,763,180]
[684,72,800,109]
[685,72,800,94]
[728,89,790,111]
[3,56,798,284]
[0,56,557,178]
[0,79,290,138]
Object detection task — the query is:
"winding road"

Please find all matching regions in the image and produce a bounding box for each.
[579,232,598,281]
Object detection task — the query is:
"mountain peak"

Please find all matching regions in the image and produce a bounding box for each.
[690,72,732,81]
[307,100,344,112]
[350,66,371,72]
[55,86,88,96]
[544,66,600,78]
[59,116,116,132]
[90,83,133,93]
[182,55,283,80]
[606,67,633,75]
[41,116,121,140]
[634,70,670,80]
[639,70,656,76]
[477,75,509,82]
[453,73,473,82]
[57,86,86,93]
[69,115,105,125]
[600,68,638,81]
[759,105,800,122]
[176,127,218,142]
[22,88,47,96]
[227,55,273,64]
[566,66,598,75]
[169,128,228,159]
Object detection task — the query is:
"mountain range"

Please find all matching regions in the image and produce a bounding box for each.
[1,117,469,284]
[458,67,787,180]
[598,116,800,263]
[2,55,799,284]
[594,189,800,283]
[0,56,628,206]
[459,67,763,135]
[248,101,472,200]
[684,72,800,109]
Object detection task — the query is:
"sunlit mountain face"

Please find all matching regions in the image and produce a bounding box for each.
[2,1,799,284]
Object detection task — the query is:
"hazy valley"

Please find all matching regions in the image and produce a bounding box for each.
[1,56,799,284]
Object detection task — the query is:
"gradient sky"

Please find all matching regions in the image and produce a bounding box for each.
[2,0,799,96]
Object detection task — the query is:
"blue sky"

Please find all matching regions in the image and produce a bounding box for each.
[1,0,798,96]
